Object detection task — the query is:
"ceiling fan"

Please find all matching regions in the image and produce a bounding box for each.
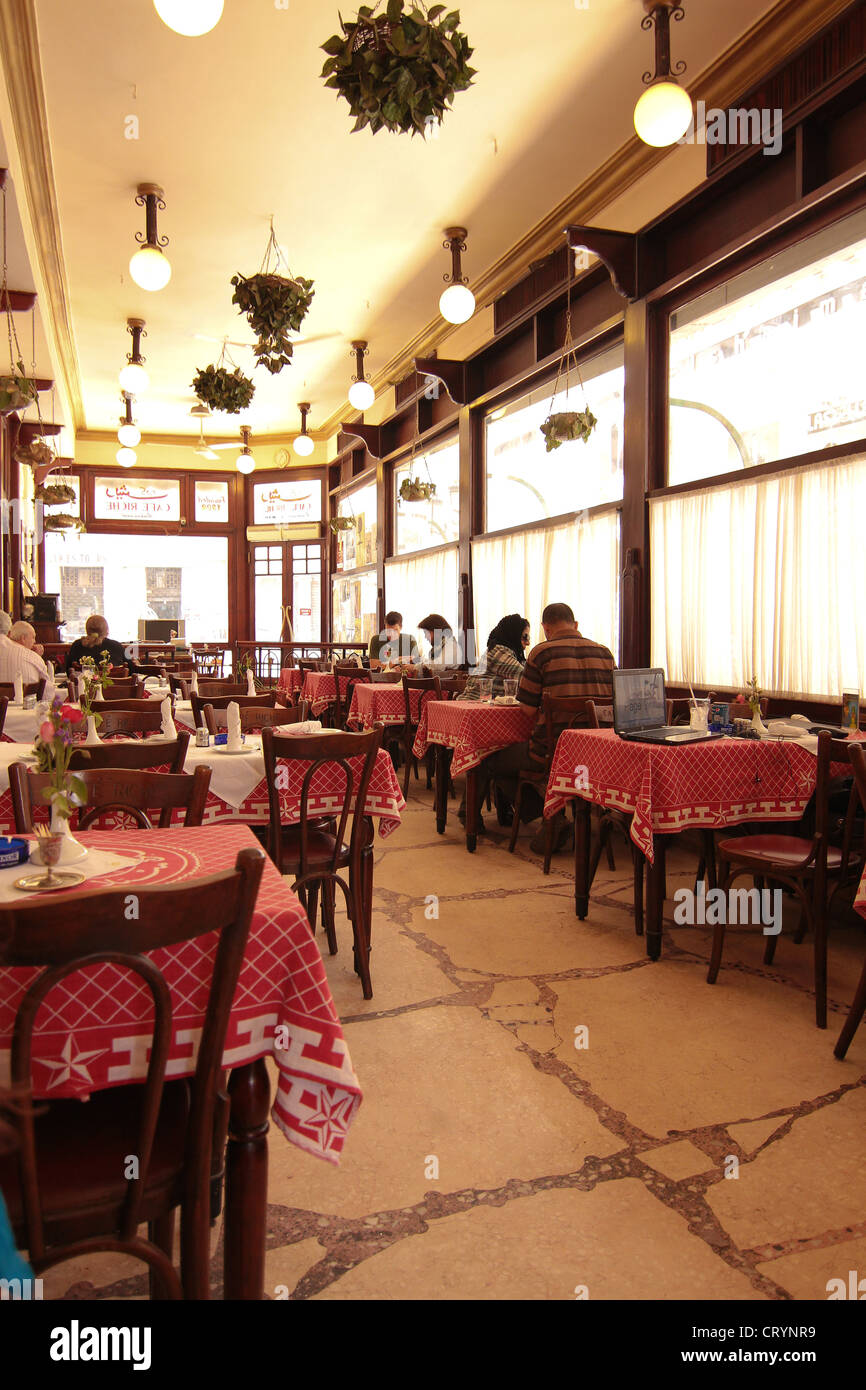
[188,405,248,460]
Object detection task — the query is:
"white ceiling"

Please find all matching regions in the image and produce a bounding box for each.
[25,0,777,444]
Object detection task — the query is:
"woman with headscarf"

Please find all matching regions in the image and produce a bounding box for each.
[464,613,530,700]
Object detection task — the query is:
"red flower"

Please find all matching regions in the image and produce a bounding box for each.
[61,704,84,724]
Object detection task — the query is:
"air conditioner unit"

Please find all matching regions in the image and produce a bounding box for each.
[246,523,321,543]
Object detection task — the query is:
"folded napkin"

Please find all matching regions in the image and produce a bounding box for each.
[160,696,177,741]
[46,660,54,680]
[12,674,23,706]
[226,700,242,750]
[275,720,323,736]
[190,670,199,694]
[246,670,256,696]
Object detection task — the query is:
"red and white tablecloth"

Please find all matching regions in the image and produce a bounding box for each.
[855,867,866,922]
[544,728,847,863]
[0,824,361,1164]
[348,683,425,730]
[277,669,304,698]
[413,699,534,778]
[302,672,347,716]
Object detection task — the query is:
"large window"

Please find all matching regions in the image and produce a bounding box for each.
[253,542,321,643]
[45,532,229,643]
[669,208,866,486]
[331,571,378,646]
[394,439,459,555]
[336,481,377,571]
[484,344,624,534]
[385,545,460,657]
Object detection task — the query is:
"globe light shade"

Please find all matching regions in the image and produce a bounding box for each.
[153,0,224,37]
[439,282,476,325]
[633,81,693,147]
[129,244,172,292]
[116,447,137,468]
[118,361,149,394]
[348,379,375,412]
[117,423,141,448]
[293,434,315,457]
[236,451,255,474]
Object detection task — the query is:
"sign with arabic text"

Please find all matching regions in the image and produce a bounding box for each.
[94,477,181,522]
[253,480,321,526]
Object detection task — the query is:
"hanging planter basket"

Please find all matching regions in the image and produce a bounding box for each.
[231,271,315,375]
[329,515,356,534]
[15,438,56,468]
[399,477,436,502]
[540,409,598,452]
[43,514,85,533]
[35,480,76,506]
[192,363,255,414]
[0,370,38,417]
[320,2,477,138]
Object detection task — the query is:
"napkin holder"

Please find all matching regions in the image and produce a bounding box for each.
[0,837,29,867]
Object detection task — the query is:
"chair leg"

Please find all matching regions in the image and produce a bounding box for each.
[834,957,866,1059]
[633,846,644,936]
[707,860,730,983]
[605,829,616,871]
[350,854,373,1000]
[322,879,338,956]
[402,735,412,799]
[148,1211,176,1300]
[542,813,555,875]
[425,747,434,790]
[508,784,524,855]
[814,897,828,1030]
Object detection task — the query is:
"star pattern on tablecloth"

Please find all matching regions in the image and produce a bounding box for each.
[40,1034,107,1088]
[301,1087,357,1153]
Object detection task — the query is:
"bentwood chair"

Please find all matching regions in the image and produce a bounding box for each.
[400,676,441,798]
[168,673,192,700]
[0,680,45,703]
[10,764,212,833]
[709,731,859,1027]
[195,681,247,699]
[336,671,372,729]
[66,732,191,775]
[834,742,866,1059]
[93,707,165,739]
[191,691,277,731]
[101,677,146,700]
[0,696,8,738]
[508,695,600,874]
[192,650,224,679]
[261,723,383,999]
[200,700,301,736]
[0,847,265,1300]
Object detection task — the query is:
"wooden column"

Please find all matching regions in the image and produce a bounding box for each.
[457,404,473,655]
[621,299,652,668]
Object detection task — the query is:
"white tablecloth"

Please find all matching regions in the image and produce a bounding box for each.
[3,708,38,743]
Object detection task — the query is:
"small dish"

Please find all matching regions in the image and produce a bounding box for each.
[15,869,86,892]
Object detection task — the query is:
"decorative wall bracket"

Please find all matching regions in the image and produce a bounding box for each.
[339,420,382,458]
[565,226,641,301]
[413,356,470,406]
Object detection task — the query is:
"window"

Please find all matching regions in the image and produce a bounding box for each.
[336,481,377,570]
[332,570,378,646]
[252,479,322,525]
[394,439,459,555]
[93,476,181,522]
[385,546,459,655]
[194,479,229,523]
[44,532,229,643]
[650,453,866,700]
[484,344,624,534]
[668,207,866,486]
[253,542,321,643]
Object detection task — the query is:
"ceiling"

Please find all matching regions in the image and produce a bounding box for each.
[11,0,781,448]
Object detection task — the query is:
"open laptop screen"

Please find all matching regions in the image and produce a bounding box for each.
[613,668,667,734]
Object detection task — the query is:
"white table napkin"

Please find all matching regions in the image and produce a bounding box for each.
[190,670,199,694]
[160,696,177,741]
[246,670,256,695]
[226,700,242,750]
[12,674,23,706]
[46,661,55,680]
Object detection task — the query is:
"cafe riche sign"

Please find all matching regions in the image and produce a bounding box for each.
[253,480,320,526]
[94,477,180,522]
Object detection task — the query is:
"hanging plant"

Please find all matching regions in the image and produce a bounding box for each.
[0,362,38,416]
[399,477,436,502]
[192,363,255,415]
[320,1,477,138]
[43,514,85,533]
[329,515,356,534]
[35,480,76,506]
[541,410,598,452]
[231,274,315,375]
[15,438,56,467]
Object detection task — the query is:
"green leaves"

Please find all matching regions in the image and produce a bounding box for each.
[230,272,316,376]
[320,2,476,137]
[540,410,598,451]
[399,477,437,501]
[192,364,256,414]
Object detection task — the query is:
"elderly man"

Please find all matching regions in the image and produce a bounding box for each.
[0,621,50,685]
[0,612,11,638]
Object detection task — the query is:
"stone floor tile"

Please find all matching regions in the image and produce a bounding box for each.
[726,1117,788,1154]
[264,1237,328,1300]
[640,1140,717,1180]
[757,1236,866,1301]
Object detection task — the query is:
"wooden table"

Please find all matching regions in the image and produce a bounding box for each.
[0,823,361,1299]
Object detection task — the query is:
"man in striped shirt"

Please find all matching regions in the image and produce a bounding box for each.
[480,602,615,846]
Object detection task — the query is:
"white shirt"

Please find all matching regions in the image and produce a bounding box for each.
[0,634,49,685]
[427,634,463,670]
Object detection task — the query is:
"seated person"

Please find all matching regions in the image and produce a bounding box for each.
[65,615,130,674]
[475,602,615,843]
[368,611,421,669]
[463,613,530,700]
[418,614,462,671]
[0,621,50,685]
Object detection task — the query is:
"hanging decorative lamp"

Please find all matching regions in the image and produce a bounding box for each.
[633,2,692,148]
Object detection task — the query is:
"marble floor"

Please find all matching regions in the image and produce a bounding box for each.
[41,780,866,1301]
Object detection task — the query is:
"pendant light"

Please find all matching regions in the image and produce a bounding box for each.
[116,446,137,468]
[293,403,314,457]
[129,184,172,291]
[348,341,375,412]
[153,0,224,37]
[633,2,692,148]
[118,318,149,394]
[439,227,475,324]
[235,425,255,474]
[117,392,141,448]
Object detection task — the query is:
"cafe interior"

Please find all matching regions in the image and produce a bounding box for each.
[0,0,864,1310]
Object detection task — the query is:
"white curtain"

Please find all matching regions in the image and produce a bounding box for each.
[471,511,620,658]
[650,453,866,699]
[385,545,459,652]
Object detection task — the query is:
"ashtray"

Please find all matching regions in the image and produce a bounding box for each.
[0,837,30,868]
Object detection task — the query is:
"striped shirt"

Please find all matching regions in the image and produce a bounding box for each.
[0,634,49,686]
[517,633,615,765]
[463,644,525,699]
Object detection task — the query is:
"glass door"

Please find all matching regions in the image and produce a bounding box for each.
[253,541,322,645]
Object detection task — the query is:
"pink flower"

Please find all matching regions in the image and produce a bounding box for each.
[39,720,54,742]
[61,704,84,724]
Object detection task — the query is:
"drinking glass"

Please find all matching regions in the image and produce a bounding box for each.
[478,679,493,702]
[503,679,518,702]
[689,697,710,731]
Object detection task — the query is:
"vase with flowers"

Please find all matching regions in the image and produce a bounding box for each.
[32,696,89,863]
[77,653,114,741]
[746,676,767,736]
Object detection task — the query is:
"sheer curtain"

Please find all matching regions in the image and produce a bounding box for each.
[650,453,866,698]
[471,511,620,657]
[384,545,459,649]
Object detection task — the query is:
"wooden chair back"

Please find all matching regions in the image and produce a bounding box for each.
[193,651,224,678]
[542,694,600,769]
[10,764,212,832]
[94,707,165,739]
[438,672,468,695]
[402,676,441,725]
[239,704,306,734]
[195,681,247,699]
[133,663,169,679]
[0,847,264,1289]
[0,680,45,702]
[0,696,8,738]
[336,671,372,726]
[66,732,190,775]
[297,658,319,675]
[101,677,145,700]
[261,724,383,882]
[191,691,277,731]
[168,673,191,699]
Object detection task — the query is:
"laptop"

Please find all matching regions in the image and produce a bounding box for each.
[613,668,723,744]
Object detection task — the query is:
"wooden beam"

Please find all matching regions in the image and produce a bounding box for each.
[565,227,640,301]
[338,421,382,458]
[413,356,470,406]
[18,421,60,443]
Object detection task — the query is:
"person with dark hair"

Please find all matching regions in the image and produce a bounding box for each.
[464,613,530,700]
[65,615,130,673]
[368,610,421,668]
[418,614,462,669]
